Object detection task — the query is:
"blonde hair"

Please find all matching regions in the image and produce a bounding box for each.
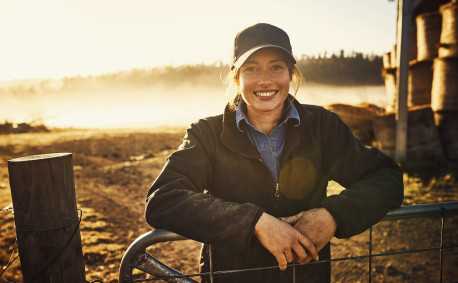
[223,61,303,111]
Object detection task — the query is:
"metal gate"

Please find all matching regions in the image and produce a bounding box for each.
[119,201,458,282]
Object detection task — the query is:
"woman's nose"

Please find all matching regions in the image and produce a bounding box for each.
[257,71,273,85]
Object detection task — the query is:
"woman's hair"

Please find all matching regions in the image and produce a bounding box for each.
[223,57,303,111]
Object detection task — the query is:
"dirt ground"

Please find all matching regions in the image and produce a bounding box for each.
[0,128,457,283]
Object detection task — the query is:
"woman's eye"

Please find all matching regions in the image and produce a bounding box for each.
[271,65,283,71]
[244,66,256,72]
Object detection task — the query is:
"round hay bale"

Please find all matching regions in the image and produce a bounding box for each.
[382,68,397,111]
[326,103,382,128]
[416,11,442,61]
[435,110,458,161]
[438,42,458,57]
[325,103,383,146]
[383,52,392,69]
[408,60,433,107]
[391,44,397,68]
[373,106,445,168]
[411,22,418,61]
[406,106,444,163]
[373,112,396,158]
[439,1,458,57]
[431,57,458,111]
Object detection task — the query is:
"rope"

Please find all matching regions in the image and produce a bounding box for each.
[124,243,458,282]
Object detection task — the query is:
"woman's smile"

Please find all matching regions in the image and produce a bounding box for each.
[254,90,278,97]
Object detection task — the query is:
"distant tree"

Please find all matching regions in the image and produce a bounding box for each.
[296,52,384,85]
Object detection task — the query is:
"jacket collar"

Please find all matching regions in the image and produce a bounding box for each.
[235,99,300,132]
[221,104,261,159]
[220,95,315,160]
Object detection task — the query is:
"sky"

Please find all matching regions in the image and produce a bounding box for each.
[0,0,398,81]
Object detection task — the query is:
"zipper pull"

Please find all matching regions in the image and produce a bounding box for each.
[275,183,280,198]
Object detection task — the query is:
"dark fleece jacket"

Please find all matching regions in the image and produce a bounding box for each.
[145,97,404,282]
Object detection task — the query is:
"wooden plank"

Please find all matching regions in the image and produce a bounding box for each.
[8,153,85,283]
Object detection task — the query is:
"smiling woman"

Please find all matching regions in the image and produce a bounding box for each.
[144,23,404,283]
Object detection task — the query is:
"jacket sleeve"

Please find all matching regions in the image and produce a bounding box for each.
[317,110,404,238]
[145,119,264,250]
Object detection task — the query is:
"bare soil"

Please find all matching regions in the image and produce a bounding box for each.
[0,128,457,283]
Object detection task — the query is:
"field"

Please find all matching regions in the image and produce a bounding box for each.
[0,128,457,282]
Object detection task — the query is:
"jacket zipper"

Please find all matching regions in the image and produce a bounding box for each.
[267,138,281,198]
[255,157,280,198]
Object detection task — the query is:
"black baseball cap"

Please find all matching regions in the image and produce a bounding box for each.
[231,23,296,70]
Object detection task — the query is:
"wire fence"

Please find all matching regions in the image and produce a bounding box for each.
[2,202,458,282]
[120,201,458,283]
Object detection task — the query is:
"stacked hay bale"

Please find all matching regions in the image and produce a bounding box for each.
[409,10,441,107]
[376,1,452,168]
[432,0,458,161]
[382,46,398,112]
[373,105,445,168]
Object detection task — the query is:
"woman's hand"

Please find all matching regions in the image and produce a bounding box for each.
[280,208,337,264]
[254,212,318,271]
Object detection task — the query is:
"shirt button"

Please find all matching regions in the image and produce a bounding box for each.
[270,146,274,151]
[259,158,263,162]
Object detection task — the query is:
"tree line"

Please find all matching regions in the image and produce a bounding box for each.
[298,51,384,85]
[1,51,384,96]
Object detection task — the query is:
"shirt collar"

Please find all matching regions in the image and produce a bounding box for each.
[235,98,301,132]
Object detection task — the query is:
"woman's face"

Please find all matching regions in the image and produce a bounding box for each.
[238,48,291,116]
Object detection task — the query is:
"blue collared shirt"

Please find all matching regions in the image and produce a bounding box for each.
[236,99,300,183]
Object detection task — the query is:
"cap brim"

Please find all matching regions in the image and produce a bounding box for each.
[231,45,296,70]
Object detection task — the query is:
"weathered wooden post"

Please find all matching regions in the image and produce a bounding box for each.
[8,153,85,283]
[395,0,422,163]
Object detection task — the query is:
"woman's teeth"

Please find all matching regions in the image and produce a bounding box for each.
[255,91,276,97]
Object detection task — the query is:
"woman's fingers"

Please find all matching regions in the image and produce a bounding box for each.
[284,249,294,263]
[297,232,319,261]
[297,255,313,265]
[275,249,296,271]
[291,240,308,263]
[254,212,319,271]
[276,254,288,271]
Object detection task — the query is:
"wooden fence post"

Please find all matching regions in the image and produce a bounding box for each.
[8,153,85,283]
[395,0,422,163]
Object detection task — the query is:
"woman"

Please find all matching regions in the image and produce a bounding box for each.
[145,23,404,282]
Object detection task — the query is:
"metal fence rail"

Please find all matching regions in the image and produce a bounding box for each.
[118,201,458,283]
[370,201,458,283]
[383,201,458,220]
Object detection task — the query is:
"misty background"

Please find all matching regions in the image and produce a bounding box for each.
[0,53,387,129]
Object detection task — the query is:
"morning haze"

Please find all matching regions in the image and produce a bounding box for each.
[0,55,386,129]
